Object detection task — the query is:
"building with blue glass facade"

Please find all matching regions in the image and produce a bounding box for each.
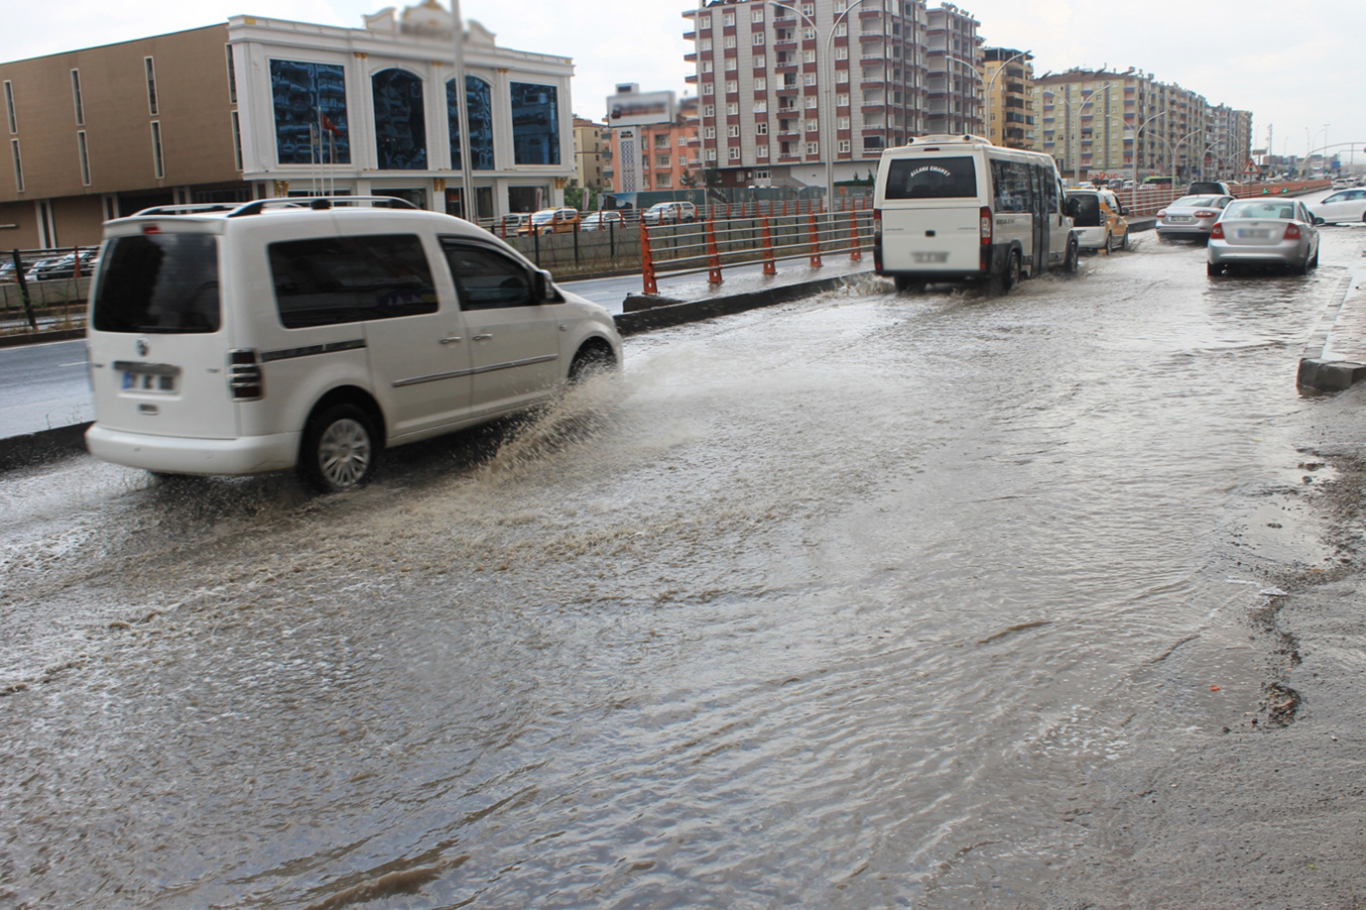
[232,2,575,221]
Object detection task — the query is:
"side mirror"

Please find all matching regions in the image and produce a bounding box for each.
[533,269,559,302]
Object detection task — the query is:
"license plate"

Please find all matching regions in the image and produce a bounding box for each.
[122,371,176,392]
[1238,229,1271,238]
[1167,216,1192,223]
[913,252,949,263]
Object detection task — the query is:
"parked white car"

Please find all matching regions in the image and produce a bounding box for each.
[642,201,697,225]
[1308,188,1366,225]
[85,196,622,492]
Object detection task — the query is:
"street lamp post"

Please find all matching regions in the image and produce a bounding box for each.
[1126,109,1167,210]
[771,0,874,210]
[1070,82,1110,186]
[1169,127,1205,189]
[450,0,475,220]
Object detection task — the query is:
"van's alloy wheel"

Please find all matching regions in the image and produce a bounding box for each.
[300,403,378,493]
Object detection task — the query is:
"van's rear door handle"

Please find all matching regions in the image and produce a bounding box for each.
[472,333,494,341]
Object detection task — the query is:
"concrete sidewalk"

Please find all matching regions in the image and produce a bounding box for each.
[1298,236,1366,392]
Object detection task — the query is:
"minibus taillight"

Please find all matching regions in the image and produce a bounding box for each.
[228,349,263,400]
[980,207,993,245]
[873,208,883,271]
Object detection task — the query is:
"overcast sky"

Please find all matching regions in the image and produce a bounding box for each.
[2,0,1362,163]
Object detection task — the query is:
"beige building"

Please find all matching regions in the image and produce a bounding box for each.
[572,116,609,191]
[981,47,1032,149]
[1,1,578,250]
[1,25,241,251]
[1033,67,1251,185]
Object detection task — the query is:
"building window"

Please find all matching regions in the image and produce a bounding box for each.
[10,138,22,191]
[704,104,714,117]
[144,57,159,116]
[656,154,670,167]
[702,60,713,73]
[802,3,815,15]
[269,60,350,165]
[71,70,84,125]
[657,173,671,188]
[700,38,712,51]
[753,32,766,45]
[3,81,15,133]
[755,77,767,91]
[728,124,739,137]
[77,130,91,185]
[756,122,768,135]
[752,7,765,21]
[726,80,738,94]
[837,115,850,130]
[725,58,738,71]
[725,35,737,49]
[807,142,818,155]
[804,50,816,63]
[837,93,849,107]
[510,82,560,165]
[448,75,494,171]
[706,147,718,161]
[225,45,238,105]
[729,146,740,160]
[836,46,849,60]
[755,55,766,68]
[703,82,714,96]
[754,99,768,113]
[723,11,735,25]
[835,23,848,37]
[703,126,715,139]
[837,70,849,84]
[757,144,769,158]
[372,68,427,170]
[805,72,817,86]
[727,102,739,115]
[36,199,55,248]
[805,96,818,109]
[150,120,164,178]
[839,139,851,153]
[806,119,818,133]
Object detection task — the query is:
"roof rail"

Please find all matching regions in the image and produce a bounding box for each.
[226,195,421,218]
[129,203,242,217]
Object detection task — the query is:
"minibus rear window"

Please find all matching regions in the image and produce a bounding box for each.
[884,157,978,199]
[92,233,221,334]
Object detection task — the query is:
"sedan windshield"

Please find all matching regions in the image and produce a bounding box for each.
[1224,201,1296,220]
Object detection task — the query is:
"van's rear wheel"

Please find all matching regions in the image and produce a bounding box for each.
[1063,237,1080,275]
[893,275,925,293]
[299,403,379,493]
[995,250,1021,294]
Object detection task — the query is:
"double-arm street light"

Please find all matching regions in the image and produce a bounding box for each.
[770,0,873,208]
[1070,82,1110,186]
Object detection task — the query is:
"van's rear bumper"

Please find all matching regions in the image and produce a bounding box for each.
[876,241,1007,281]
[85,424,299,476]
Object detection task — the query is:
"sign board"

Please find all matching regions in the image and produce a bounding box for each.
[607,89,675,128]
[1243,160,1257,173]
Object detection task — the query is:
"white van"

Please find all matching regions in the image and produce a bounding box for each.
[85,197,622,492]
[873,134,1081,292]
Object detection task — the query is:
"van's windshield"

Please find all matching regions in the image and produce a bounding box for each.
[92,233,221,334]
[884,157,977,199]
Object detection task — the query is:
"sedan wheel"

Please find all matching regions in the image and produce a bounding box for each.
[1207,261,1223,277]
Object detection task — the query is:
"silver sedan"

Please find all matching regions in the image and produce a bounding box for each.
[1206,198,1322,276]
[1156,195,1235,241]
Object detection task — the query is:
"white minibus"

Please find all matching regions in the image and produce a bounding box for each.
[873,134,1081,292]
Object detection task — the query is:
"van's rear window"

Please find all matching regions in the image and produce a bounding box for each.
[92,234,221,334]
[269,234,437,328]
[884,157,977,199]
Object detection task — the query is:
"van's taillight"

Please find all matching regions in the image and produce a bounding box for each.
[1283,223,1302,240]
[142,224,161,234]
[980,207,993,245]
[1209,223,1225,239]
[228,349,263,400]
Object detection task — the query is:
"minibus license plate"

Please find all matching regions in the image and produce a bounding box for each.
[913,252,949,263]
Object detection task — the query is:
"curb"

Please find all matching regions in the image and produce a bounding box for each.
[614,273,870,337]
[0,422,91,473]
[0,328,85,348]
[1298,272,1364,393]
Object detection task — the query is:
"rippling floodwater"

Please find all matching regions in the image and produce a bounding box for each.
[1,229,1361,908]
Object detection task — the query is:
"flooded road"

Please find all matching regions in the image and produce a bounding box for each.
[2,227,1363,908]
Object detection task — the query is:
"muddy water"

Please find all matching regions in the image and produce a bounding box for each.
[1,228,1359,908]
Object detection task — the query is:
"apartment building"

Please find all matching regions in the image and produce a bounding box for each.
[682,0,945,192]
[923,4,983,136]
[607,96,700,194]
[573,116,610,191]
[0,0,575,249]
[1033,67,1251,185]
[981,47,1033,149]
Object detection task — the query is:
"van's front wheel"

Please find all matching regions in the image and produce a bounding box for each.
[299,403,379,493]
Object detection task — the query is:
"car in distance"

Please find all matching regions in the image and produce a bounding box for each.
[580,211,624,231]
[641,201,698,226]
[84,196,623,493]
[498,212,531,235]
[1187,181,1234,197]
[1207,198,1322,276]
[523,207,580,235]
[1156,195,1234,242]
[28,250,99,281]
[1308,187,1366,224]
[1064,186,1130,253]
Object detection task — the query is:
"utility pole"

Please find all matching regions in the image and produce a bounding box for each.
[451,0,475,221]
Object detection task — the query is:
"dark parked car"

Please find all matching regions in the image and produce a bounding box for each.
[1187,181,1234,197]
[27,250,98,281]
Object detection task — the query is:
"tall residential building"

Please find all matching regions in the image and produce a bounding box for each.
[1032,68,1247,185]
[573,116,610,191]
[923,4,983,136]
[682,0,944,192]
[0,0,576,249]
[981,47,1033,149]
[1211,104,1253,178]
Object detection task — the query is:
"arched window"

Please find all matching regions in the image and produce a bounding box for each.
[448,75,494,170]
[372,68,426,170]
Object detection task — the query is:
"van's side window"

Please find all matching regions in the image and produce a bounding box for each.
[990,159,1032,213]
[884,156,977,199]
[1042,168,1059,214]
[440,241,536,310]
[268,234,437,328]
